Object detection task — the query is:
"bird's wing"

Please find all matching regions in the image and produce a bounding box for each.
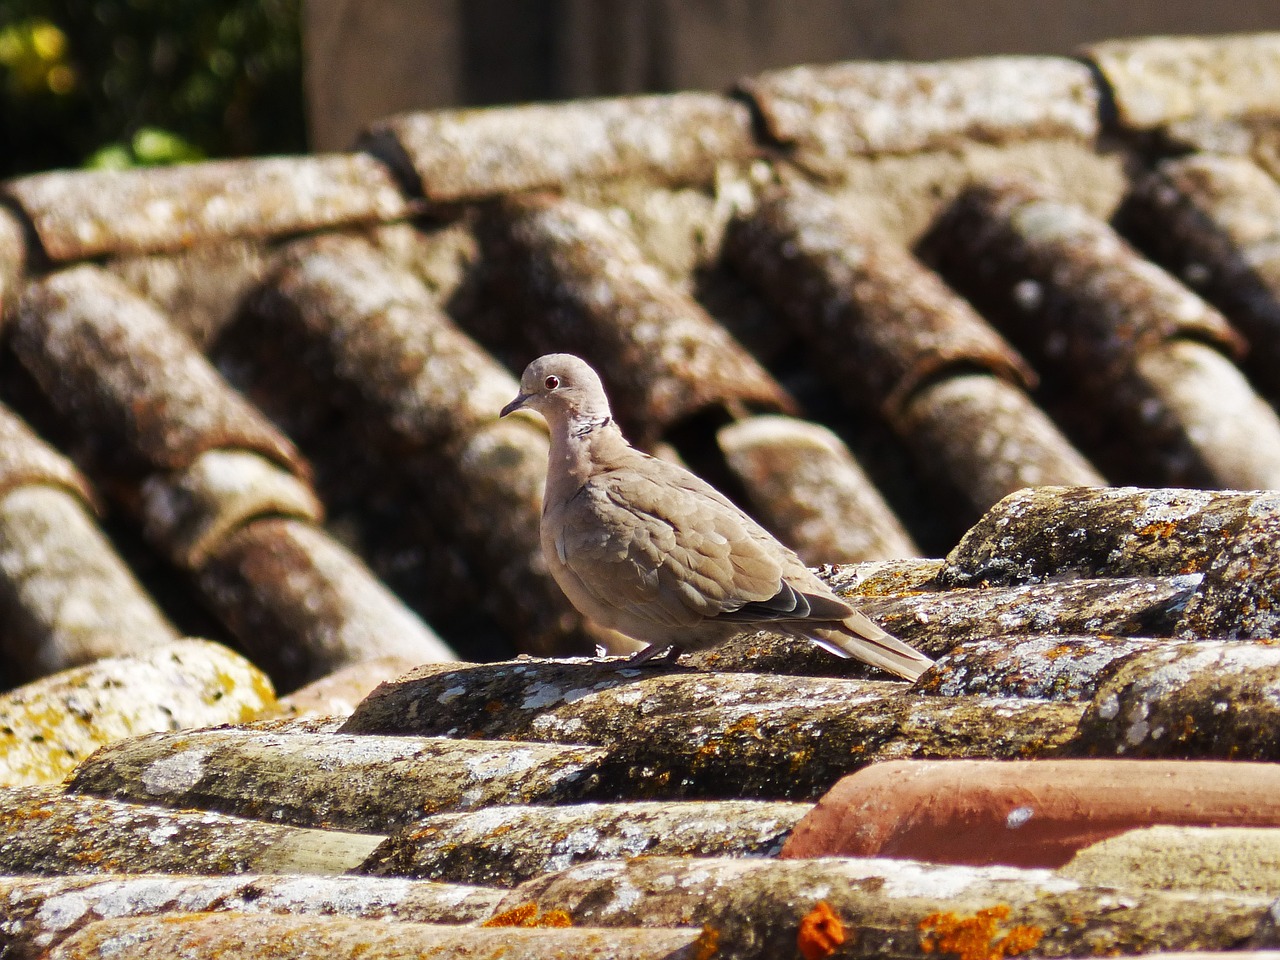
[553,451,851,628]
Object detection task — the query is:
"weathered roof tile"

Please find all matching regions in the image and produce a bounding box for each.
[1076,639,1280,758]
[364,92,759,202]
[69,726,607,833]
[14,265,304,479]
[0,784,381,875]
[728,180,1037,413]
[12,264,456,688]
[0,640,271,787]
[195,516,456,687]
[108,237,274,348]
[242,233,525,450]
[504,855,1274,954]
[48,914,703,960]
[741,56,1099,160]
[0,483,180,676]
[866,575,1201,655]
[4,34,1280,952]
[0,203,27,310]
[727,179,1102,519]
[223,233,585,657]
[0,872,503,958]
[1118,153,1280,398]
[717,415,919,563]
[1062,824,1280,895]
[944,486,1280,586]
[922,178,1280,488]
[365,800,809,885]
[3,152,413,260]
[0,399,94,508]
[1083,32,1280,131]
[918,634,1177,702]
[475,193,795,442]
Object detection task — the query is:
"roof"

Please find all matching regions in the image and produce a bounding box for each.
[3,30,1280,958]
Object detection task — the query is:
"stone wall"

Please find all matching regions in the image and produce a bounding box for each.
[305,0,1280,149]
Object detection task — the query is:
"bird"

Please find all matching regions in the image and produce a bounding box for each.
[500,354,934,681]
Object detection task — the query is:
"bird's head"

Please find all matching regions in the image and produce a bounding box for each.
[500,353,613,429]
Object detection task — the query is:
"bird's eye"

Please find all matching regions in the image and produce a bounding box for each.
[544,375,560,390]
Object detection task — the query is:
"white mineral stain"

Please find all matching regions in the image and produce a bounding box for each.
[529,714,585,738]
[546,825,603,871]
[874,859,1077,899]
[147,823,181,845]
[437,685,467,705]
[520,682,567,710]
[676,862,720,889]
[1006,806,1035,829]
[296,734,417,766]
[464,807,523,834]
[34,890,91,930]
[257,875,413,913]
[434,882,487,907]
[604,877,642,915]
[464,748,542,780]
[1134,487,1217,525]
[616,822,656,856]
[95,877,213,916]
[611,686,645,706]
[82,923,157,955]
[141,746,214,795]
[1125,714,1150,747]
[1218,644,1280,672]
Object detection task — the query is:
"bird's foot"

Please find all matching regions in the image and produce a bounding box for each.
[607,642,684,668]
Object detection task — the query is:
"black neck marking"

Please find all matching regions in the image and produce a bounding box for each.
[573,415,611,438]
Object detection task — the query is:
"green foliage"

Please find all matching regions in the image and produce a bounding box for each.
[0,0,305,175]
[86,126,205,168]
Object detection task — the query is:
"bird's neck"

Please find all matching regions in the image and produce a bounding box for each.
[546,412,627,502]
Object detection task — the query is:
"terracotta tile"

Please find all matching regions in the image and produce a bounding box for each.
[782,758,1280,867]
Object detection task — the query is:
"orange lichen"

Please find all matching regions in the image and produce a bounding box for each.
[1137,521,1178,538]
[724,715,763,739]
[482,902,573,928]
[919,905,1044,960]
[482,902,536,927]
[692,924,721,960]
[535,909,573,928]
[798,901,847,960]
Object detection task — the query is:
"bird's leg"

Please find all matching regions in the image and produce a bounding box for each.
[619,642,684,667]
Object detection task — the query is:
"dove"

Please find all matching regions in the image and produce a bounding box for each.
[501,354,934,680]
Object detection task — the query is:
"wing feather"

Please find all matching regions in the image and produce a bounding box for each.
[555,450,853,630]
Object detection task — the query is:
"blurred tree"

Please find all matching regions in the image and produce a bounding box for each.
[0,0,305,175]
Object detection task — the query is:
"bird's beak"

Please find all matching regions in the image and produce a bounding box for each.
[500,392,530,418]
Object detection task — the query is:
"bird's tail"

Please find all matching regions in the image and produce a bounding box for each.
[805,609,934,681]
